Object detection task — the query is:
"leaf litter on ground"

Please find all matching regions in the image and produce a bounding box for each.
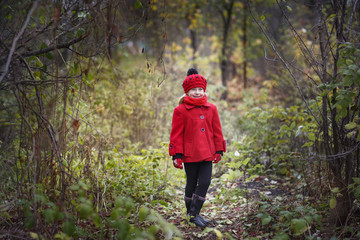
[158,172,295,239]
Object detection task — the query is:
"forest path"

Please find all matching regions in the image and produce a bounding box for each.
[160,174,291,239]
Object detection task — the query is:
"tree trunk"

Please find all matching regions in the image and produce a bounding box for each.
[190,28,197,65]
[219,0,235,99]
[317,0,356,226]
[242,2,248,89]
[220,59,228,99]
[106,0,114,59]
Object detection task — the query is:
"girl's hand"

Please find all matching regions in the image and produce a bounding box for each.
[173,159,183,169]
[213,153,222,163]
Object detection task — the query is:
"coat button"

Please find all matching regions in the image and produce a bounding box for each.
[201,128,205,132]
[200,115,204,119]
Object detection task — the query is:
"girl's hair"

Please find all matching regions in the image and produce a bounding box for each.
[178,94,187,104]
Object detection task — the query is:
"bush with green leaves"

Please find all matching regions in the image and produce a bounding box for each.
[17,185,182,240]
[103,144,182,203]
[246,199,322,240]
[5,144,184,239]
[87,59,173,149]
[222,98,316,183]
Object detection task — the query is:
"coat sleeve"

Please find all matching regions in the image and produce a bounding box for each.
[212,105,226,152]
[169,107,184,156]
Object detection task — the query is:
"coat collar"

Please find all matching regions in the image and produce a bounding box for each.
[183,102,211,110]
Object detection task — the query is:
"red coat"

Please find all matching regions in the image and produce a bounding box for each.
[169,101,226,162]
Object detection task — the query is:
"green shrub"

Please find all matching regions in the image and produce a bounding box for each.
[11,145,183,239]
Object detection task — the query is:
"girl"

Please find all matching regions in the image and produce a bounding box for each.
[169,68,226,227]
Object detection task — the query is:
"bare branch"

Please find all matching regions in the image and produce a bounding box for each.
[248,1,321,126]
[286,60,319,87]
[346,0,359,39]
[13,89,36,185]
[19,56,67,197]
[275,0,321,77]
[263,47,276,61]
[0,0,39,84]
[20,33,90,58]
[307,142,360,161]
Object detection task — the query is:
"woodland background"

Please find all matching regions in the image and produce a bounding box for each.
[1,0,360,239]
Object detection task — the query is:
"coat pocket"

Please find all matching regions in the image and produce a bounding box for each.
[184,142,192,156]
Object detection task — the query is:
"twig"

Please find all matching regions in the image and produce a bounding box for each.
[302,142,360,162]
[19,56,67,200]
[0,33,90,67]
[157,0,168,87]
[346,0,359,39]
[65,112,112,144]
[20,33,89,58]
[263,47,276,61]
[13,90,36,185]
[285,57,319,87]
[248,1,321,126]
[275,0,321,76]
[338,202,358,238]
[0,1,39,84]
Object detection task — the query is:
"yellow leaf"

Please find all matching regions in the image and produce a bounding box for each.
[330,198,337,209]
[30,232,39,240]
[213,229,223,239]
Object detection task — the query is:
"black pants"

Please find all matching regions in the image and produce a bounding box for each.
[184,161,212,198]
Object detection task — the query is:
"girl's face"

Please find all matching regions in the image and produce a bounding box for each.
[187,87,205,98]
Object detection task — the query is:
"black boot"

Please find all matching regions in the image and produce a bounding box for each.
[198,214,210,225]
[184,196,192,215]
[185,195,210,225]
[189,194,207,227]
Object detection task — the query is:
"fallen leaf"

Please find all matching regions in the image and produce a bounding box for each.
[73,119,80,132]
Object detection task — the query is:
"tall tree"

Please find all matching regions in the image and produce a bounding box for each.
[0,0,151,208]
[213,0,236,99]
[241,0,248,89]
[251,0,360,226]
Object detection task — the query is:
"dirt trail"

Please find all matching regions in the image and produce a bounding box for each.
[161,176,290,239]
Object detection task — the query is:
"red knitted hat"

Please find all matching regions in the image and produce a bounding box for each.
[182,74,207,93]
